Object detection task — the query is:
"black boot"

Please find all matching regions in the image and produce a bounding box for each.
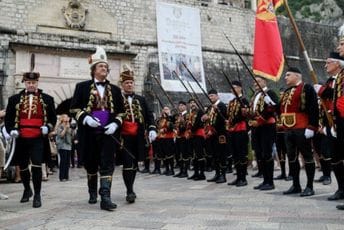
[228,163,239,186]
[99,176,117,211]
[188,160,199,180]
[254,161,266,189]
[260,160,275,190]
[163,160,171,175]
[31,166,42,208]
[123,170,137,203]
[207,169,220,182]
[88,173,98,204]
[328,163,344,200]
[321,159,332,185]
[20,168,32,203]
[141,159,150,173]
[236,162,248,187]
[275,160,286,179]
[195,160,206,180]
[301,162,315,196]
[290,160,301,188]
[174,161,183,177]
[151,159,161,174]
[179,161,188,178]
[216,169,227,183]
[167,158,175,176]
[206,156,213,172]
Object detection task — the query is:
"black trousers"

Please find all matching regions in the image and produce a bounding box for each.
[251,124,276,161]
[84,133,116,176]
[285,129,315,188]
[276,132,287,162]
[160,138,175,160]
[228,131,248,163]
[208,134,227,172]
[16,137,44,168]
[192,135,206,161]
[58,149,70,180]
[176,137,192,162]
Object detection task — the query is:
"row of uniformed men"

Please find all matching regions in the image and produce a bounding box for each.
[145,40,344,211]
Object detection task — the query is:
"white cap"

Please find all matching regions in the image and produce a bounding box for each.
[88,46,108,69]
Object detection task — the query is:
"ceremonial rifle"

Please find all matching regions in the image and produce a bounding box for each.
[181,62,227,121]
[222,70,247,108]
[283,0,333,127]
[151,90,164,109]
[151,74,176,110]
[186,80,205,112]
[236,63,254,95]
[205,74,214,90]
[222,31,266,96]
[172,71,204,112]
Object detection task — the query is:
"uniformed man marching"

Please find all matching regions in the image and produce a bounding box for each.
[118,65,157,203]
[280,67,319,197]
[5,56,56,208]
[70,47,124,211]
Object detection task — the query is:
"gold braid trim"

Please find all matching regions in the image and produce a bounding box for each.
[86,83,115,113]
[14,93,47,128]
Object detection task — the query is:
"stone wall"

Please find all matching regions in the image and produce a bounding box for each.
[0,0,340,112]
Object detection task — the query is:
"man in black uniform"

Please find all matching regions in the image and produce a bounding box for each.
[118,65,157,203]
[186,98,206,180]
[334,35,344,210]
[249,76,278,191]
[70,47,124,211]
[226,81,249,187]
[280,67,319,197]
[202,89,227,184]
[174,101,190,178]
[5,57,56,208]
[313,52,344,187]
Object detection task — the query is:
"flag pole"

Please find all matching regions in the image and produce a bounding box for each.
[283,0,333,127]
[283,0,317,84]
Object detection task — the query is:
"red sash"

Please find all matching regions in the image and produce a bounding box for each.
[121,121,139,136]
[194,128,205,137]
[19,118,43,138]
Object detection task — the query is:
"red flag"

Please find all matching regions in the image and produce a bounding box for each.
[253,0,284,81]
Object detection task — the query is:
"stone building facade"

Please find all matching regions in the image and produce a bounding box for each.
[0,0,339,113]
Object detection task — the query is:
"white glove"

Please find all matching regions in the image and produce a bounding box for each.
[331,127,337,138]
[264,95,276,105]
[40,126,49,135]
[104,122,118,135]
[313,84,322,94]
[304,128,314,139]
[2,127,11,140]
[10,130,19,138]
[148,130,157,143]
[83,115,100,128]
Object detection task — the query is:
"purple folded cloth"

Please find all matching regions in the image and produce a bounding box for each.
[91,110,110,131]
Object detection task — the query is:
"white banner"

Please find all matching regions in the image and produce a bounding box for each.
[156,1,205,93]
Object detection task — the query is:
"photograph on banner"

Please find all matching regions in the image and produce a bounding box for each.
[156,1,205,93]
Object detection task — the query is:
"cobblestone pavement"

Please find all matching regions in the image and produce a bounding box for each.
[1,166,344,230]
